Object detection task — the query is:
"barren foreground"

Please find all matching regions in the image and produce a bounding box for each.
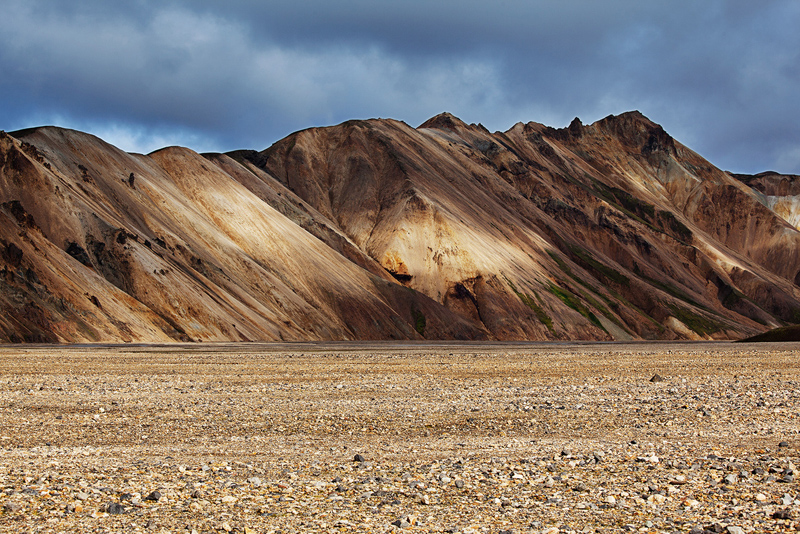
[0,342,798,533]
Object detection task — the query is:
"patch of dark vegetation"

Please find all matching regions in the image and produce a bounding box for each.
[566,244,629,287]
[657,210,693,242]
[667,303,726,336]
[737,325,800,342]
[546,250,633,333]
[411,308,426,336]
[506,279,554,334]
[633,265,707,311]
[574,286,631,335]
[592,182,655,224]
[548,283,608,334]
[612,186,655,220]
[547,250,576,279]
[591,182,693,244]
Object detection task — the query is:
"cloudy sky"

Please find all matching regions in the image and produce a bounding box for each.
[1,1,799,174]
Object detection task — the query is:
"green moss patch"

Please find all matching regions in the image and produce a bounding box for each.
[411,308,426,337]
[667,303,726,336]
[506,279,555,334]
[548,283,607,334]
[657,210,693,242]
[567,244,630,287]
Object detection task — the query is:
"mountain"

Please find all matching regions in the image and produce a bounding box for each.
[2,112,800,342]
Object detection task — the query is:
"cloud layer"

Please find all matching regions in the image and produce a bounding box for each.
[1,0,799,173]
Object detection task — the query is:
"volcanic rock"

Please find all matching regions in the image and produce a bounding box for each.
[3,112,800,342]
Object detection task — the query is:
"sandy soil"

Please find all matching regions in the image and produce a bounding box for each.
[0,341,798,533]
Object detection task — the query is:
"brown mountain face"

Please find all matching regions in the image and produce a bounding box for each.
[2,111,800,342]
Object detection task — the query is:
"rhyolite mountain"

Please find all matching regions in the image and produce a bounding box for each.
[3,111,800,343]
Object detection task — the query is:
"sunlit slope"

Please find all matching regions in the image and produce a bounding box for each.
[0,128,484,342]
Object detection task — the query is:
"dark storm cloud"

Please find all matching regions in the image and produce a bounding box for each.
[1,0,798,173]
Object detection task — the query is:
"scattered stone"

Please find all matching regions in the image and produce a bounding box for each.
[392,517,412,528]
[1,345,799,534]
[3,502,22,513]
[106,502,125,514]
[773,509,792,520]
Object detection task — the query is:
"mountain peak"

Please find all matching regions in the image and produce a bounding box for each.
[596,110,676,157]
[595,110,653,129]
[418,112,469,132]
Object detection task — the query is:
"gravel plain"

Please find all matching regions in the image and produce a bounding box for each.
[0,341,798,534]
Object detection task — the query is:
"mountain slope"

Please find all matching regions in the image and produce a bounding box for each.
[242,112,800,340]
[2,111,800,342]
[0,128,485,342]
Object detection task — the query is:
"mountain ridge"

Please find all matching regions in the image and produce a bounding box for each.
[2,111,800,342]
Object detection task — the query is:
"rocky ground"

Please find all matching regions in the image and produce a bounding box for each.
[0,341,798,533]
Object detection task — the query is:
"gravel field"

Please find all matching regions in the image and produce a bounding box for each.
[0,341,798,533]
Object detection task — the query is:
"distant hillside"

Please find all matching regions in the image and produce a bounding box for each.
[3,111,800,342]
[738,325,800,343]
